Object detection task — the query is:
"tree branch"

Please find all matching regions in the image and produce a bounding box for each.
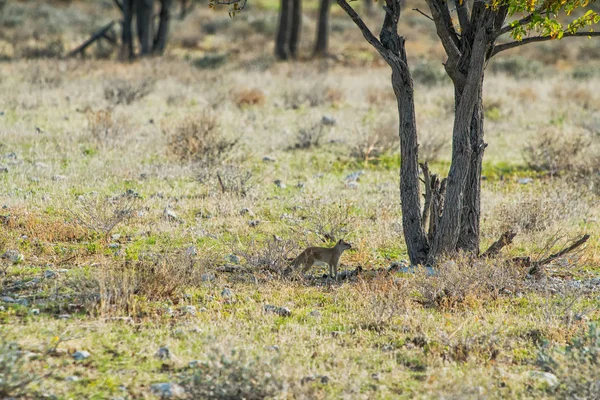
[481,230,516,258]
[336,0,387,55]
[424,0,461,61]
[453,0,470,33]
[492,31,600,56]
[413,8,434,22]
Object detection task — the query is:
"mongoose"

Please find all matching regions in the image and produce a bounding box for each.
[290,239,352,280]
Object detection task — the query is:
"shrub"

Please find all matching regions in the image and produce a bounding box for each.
[235,236,297,276]
[351,118,398,165]
[232,88,266,108]
[411,255,522,308]
[489,56,547,79]
[97,247,212,316]
[523,128,599,177]
[167,112,239,166]
[411,59,447,87]
[535,324,600,398]
[198,164,255,197]
[419,128,447,163]
[70,190,140,240]
[85,108,128,146]
[291,123,326,150]
[104,78,154,105]
[181,347,284,400]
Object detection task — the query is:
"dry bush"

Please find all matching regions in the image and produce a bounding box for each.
[97,248,211,316]
[24,63,63,88]
[419,127,447,162]
[181,346,284,400]
[70,190,140,240]
[85,108,128,146]
[197,164,256,197]
[291,123,326,150]
[411,256,523,308]
[411,59,447,87]
[167,112,239,165]
[551,85,599,110]
[2,209,86,243]
[282,83,339,109]
[355,276,411,329]
[351,118,397,165]
[234,236,297,276]
[523,128,599,177]
[232,87,266,108]
[103,78,154,105]
[437,328,502,364]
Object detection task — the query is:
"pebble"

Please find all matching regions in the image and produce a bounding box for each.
[52,175,67,181]
[345,170,364,182]
[262,156,277,162]
[58,314,71,319]
[154,347,171,360]
[72,350,90,361]
[181,305,197,315]
[529,371,559,387]
[321,115,336,126]
[518,178,533,184]
[2,249,24,263]
[44,270,57,279]
[0,166,8,173]
[249,220,260,227]
[239,208,254,216]
[66,375,79,382]
[227,254,240,264]
[29,309,40,315]
[185,246,197,256]
[163,208,179,222]
[221,287,233,298]
[201,273,215,282]
[0,306,5,311]
[274,179,286,189]
[308,310,321,317]
[150,382,185,399]
[108,243,120,249]
[1,296,15,303]
[263,304,292,317]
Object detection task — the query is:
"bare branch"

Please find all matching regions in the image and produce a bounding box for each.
[492,31,600,56]
[336,0,387,55]
[424,0,461,61]
[413,8,434,22]
[481,230,517,258]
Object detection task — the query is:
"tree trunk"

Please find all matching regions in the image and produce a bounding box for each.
[120,0,135,60]
[456,86,485,254]
[428,26,488,263]
[153,0,172,54]
[289,0,302,59]
[364,0,374,16]
[314,0,330,57]
[136,0,155,56]
[389,39,429,266]
[275,0,291,59]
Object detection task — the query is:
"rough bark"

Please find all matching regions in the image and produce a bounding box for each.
[428,24,489,262]
[456,85,485,254]
[289,0,302,59]
[153,0,172,54]
[275,0,291,59]
[314,0,330,57]
[136,0,155,55]
[120,0,135,60]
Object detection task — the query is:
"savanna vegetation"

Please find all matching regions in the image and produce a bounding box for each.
[0,0,599,398]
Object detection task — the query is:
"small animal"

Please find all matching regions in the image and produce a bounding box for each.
[290,239,352,280]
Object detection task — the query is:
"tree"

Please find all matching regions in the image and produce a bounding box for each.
[215,0,599,265]
[275,0,303,59]
[120,0,173,59]
[314,0,331,56]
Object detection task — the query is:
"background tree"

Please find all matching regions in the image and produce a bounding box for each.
[120,0,173,59]
[275,0,303,59]
[215,0,599,265]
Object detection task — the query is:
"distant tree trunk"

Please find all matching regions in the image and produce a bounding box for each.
[364,0,374,16]
[136,0,155,55]
[153,0,172,54]
[314,0,330,56]
[289,0,302,58]
[275,0,291,59]
[120,0,135,60]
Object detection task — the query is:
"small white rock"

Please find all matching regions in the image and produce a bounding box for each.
[72,350,90,361]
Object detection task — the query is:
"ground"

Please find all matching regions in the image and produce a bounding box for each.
[0,0,599,399]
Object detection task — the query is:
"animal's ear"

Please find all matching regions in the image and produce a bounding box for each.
[337,239,342,245]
